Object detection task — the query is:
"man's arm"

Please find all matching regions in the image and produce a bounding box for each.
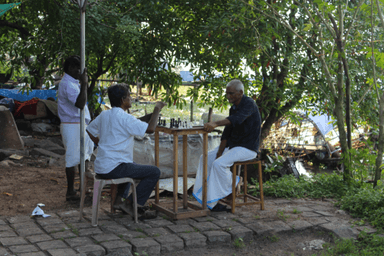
[75,68,88,109]
[86,130,99,146]
[203,118,231,132]
[145,102,166,133]
[216,139,227,159]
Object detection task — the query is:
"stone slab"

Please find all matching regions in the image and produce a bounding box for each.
[248,222,274,236]
[192,216,217,222]
[78,227,103,236]
[26,234,53,243]
[6,216,32,224]
[0,219,6,225]
[0,237,28,246]
[18,252,46,256]
[190,221,220,232]
[0,225,11,232]
[154,234,184,253]
[51,230,77,239]
[104,247,133,256]
[122,223,151,232]
[92,234,121,242]
[228,226,253,242]
[0,247,8,255]
[46,248,79,256]
[172,219,197,226]
[100,240,132,254]
[36,218,64,227]
[130,238,161,256]
[145,219,174,228]
[236,217,258,225]
[0,231,17,238]
[301,212,322,218]
[307,217,329,226]
[209,212,237,220]
[16,227,45,236]
[75,244,106,256]
[142,227,170,237]
[179,232,207,248]
[287,220,313,231]
[56,210,80,219]
[65,237,94,248]
[203,230,231,243]
[8,245,40,254]
[315,211,334,217]
[268,220,292,233]
[212,219,242,229]
[43,224,70,233]
[166,224,195,234]
[36,240,68,250]
[320,223,358,240]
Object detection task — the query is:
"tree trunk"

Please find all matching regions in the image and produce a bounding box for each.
[374,92,384,187]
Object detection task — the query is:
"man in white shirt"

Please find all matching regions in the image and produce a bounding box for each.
[58,55,94,202]
[86,84,166,216]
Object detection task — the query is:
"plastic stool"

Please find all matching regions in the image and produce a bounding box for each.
[92,174,138,226]
[220,158,265,213]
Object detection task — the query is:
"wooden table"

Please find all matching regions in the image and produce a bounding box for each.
[152,126,210,220]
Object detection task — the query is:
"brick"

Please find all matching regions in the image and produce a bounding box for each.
[101,225,130,234]
[101,240,132,253]
[16,227,45,236]
[287,220,313,231]
[36,218,64,227]
[179,232,207,248]
[78,227,103,236]
[203,230,231,243]
[172,219,197,226]
[142,227,170,237]
[51,230,77,239]
[65,237,94,248]
[190,221,220,232]
[166,224,195,234]
[0,220,6,225]
[18,252,46,256]
[145,219,174,228]
[105,247,133,256]
[42,224,70,233]
[46,248,79,256]
[66,221,94,230]
[212,219,242,229]
[75,244,106,256]
[130,238,161,256]
[315,211,335,217]
[36,240,68,250]
[12,222,39,230]
[124,223,151,231]
[320,223,358,240]
[8,245,40,254]
[301,212,322,218]
[209,212,237,220]
[236,217,258,225]
[0,237,28,246]
[56,210,80,219]
[228,226,253,242]
[193,216,217,222]
[0,225,12,231]
[154,234,184,253]
[248,222,274,236]
[0,247,9,255]
[0,231,17,238]
[26,234,53,243]
[92,234,121,242]
[6,216,32,224]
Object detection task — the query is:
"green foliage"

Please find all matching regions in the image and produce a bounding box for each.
[251,173,360,199]
[233,237,245,248]
[321,233,384,256]
[339,186,384,229]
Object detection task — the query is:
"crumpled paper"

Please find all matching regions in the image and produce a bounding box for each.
[31,205,50,218]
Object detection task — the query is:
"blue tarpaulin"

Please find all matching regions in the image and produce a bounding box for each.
[0,89,57,101]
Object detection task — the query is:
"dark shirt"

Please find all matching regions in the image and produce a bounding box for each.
[221,95,261,152]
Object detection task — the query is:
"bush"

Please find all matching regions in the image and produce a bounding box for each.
[251,172,360,199]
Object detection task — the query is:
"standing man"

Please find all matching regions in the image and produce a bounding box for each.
[193,79,261,210]
[58,55,94,202]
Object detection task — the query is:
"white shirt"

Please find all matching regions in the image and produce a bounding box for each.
[58,73,91,124]
[86,107,148,174]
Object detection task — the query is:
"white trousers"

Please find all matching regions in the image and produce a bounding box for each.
[61,123,94,168]
[193,146,257,209]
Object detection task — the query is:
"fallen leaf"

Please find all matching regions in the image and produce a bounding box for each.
[3,192,13,196]
[50,178,59,183]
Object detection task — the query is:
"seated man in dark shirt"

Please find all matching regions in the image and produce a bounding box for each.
[192,79,261,210]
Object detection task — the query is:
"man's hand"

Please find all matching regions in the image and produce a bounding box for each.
[204,121,217,132]
[79,68,88,87]
[154,101,167,110]
[216,151,223,159]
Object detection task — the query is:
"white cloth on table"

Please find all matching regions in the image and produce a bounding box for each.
[193,145,257,209]
[86,107,148,174]
[60,123,94,168]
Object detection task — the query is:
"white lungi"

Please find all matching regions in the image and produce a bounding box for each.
[61,123,94,168]
[193,146,257,209]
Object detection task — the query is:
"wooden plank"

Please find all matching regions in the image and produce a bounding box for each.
[173,133,179,213]
[183,135,188,209]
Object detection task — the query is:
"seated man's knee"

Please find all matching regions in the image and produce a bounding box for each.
[212,159,227,171]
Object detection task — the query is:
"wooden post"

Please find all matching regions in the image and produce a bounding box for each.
[155,130,160,204]
[183,135,188,209]
[208,107,213,122]
[173,133,179,213]
[202,132,208,209]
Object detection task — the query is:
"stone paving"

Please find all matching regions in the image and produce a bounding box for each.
[0,198,378,256]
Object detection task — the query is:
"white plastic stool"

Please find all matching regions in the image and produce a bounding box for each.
[92,174,138,226]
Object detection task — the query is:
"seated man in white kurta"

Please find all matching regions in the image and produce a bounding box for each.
[193,79,261,211]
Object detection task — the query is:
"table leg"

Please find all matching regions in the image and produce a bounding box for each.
[155,131,160,204]
[183,135,188,209]
[173,134,178,213]
[202,132,208,210]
